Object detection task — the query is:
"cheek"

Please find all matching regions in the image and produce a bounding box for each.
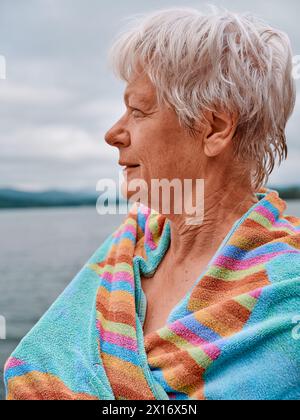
[132,122,184,178]
[139,153,182,187]
[140,156,168,181]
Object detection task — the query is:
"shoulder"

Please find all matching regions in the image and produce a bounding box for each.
[4,218,128,400]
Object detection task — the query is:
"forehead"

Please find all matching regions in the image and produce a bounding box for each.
[124,73,156,105]
[124,91,152,106]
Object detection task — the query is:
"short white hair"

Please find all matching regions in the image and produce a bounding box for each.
[107,6,296,190]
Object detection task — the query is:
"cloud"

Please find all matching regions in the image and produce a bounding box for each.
[0,0,299,189]
[0,81,73,105]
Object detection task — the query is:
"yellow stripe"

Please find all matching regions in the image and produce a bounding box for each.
[158,329,212,369]
[208,263,265,281]
[102,354,145,382]
[249,212,271,228]
[97,311,136,339]
[90,262,134,277]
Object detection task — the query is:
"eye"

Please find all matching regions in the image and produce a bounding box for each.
[131,108,145,118]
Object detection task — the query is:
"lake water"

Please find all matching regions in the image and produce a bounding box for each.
[1,201,300,400]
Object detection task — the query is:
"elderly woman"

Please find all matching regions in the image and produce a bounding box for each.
[4,7,300,400]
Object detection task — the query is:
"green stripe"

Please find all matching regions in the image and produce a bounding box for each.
[158,329,213,370]
[149,215,159,240]
[92,262,133,275]
[249,211,271,229]
[234,294,257,311]
[208,263,264,281]
[97,311,136,339]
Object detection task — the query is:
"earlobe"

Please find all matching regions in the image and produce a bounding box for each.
[204,143,217,157]
[204,135,224,157]
[203,110,237,157]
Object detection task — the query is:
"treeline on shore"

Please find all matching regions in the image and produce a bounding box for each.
[0,185,299,209]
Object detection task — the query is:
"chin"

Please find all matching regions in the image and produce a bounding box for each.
[121,179,151,208]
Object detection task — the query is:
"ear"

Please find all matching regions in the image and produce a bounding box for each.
[202,110,237,158]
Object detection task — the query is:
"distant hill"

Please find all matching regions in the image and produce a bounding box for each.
[0,185,299,209]
[269,186,300,200]
[0,188,123,209]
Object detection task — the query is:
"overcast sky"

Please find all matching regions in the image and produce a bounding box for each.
[0,0,299,191]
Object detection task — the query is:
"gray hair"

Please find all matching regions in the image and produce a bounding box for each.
[107,6,296,190]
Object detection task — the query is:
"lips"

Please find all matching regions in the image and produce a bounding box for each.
[119,161,140,169]
[122,165,140,172]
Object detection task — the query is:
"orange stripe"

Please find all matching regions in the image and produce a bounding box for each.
[97,301,136,328]
[228,218,272,250]
[194,300,251,338]
[188,270,269,311]
[147,336,205,398]
[101,354,155,400]
[7,371,98,400]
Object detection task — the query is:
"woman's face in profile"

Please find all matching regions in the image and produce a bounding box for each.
[104,71,206,210]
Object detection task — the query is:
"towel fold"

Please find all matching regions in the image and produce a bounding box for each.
[4,187,300,400]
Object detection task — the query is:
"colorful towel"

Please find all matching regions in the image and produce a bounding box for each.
[4,187,300,400]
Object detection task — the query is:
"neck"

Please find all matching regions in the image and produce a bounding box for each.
[164,178,259,266]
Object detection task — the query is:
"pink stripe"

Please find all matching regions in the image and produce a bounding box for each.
[97,322,138,351]
[5,357,25,370]
[255,205,276,224]
[139,204,151,218]
[113,225,136,239]
[145,217,157,250]
[274,221,300,232]
[249,288,263,299]
[215,252,277,270]
[101,271,134,286]
[215,249,299,271]
[169,321,221,360]
[145,233,157,250]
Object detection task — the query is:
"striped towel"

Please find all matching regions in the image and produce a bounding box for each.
[4,187,300,400]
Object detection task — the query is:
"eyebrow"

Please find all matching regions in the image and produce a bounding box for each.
[124,91,150,107]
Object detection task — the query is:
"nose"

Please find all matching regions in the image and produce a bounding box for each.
[104,119,130,149]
